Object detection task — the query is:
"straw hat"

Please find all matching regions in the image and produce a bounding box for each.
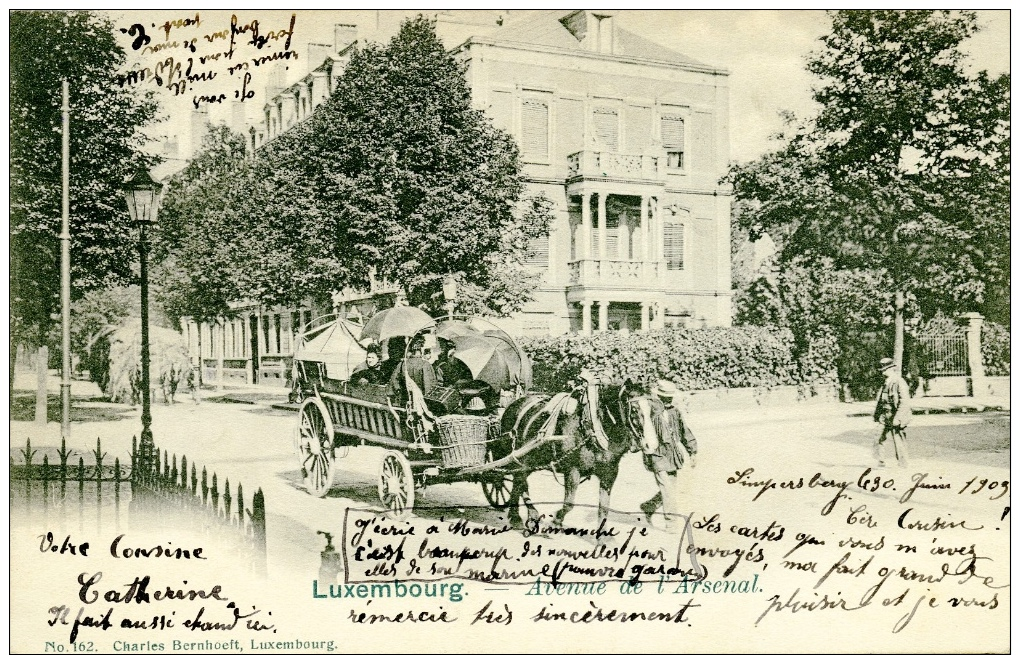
[878,357,896,371]
[653,379,679,397]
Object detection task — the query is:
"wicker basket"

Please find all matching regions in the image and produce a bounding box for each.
[435,415,491,468]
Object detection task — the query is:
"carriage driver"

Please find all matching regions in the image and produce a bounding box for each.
[639,379,698,533]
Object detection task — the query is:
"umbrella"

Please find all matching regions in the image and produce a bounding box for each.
[436,320,480,341]
[360,306,433,343]
[450,333,532,391]
[295,319,366,380]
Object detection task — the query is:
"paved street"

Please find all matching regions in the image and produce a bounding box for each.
[10,371,1009,573]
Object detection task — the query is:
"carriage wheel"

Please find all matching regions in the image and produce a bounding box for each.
[480,451,514,510]
[378,450,415,518]
[296,398,335,498]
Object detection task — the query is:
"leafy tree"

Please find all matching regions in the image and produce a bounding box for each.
[728,10,1009,369]
[154,124,252,326]
[156,16,552,320]
[10,10,160,349]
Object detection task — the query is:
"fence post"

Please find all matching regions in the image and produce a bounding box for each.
[253,488,267,576]
[962,312,985,397]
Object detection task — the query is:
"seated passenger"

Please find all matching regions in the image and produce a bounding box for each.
[378,336,405,385]
[350,344,385,386]
[435,337,473,388]
[390,335,437,406]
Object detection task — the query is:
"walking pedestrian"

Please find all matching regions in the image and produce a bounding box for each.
[873,357,912,467]
[639,379,697,532]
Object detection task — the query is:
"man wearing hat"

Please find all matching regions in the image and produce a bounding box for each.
[873,357,912,467]
[640,379,698,532]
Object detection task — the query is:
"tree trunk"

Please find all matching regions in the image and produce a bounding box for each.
[35,345,48,425]
[893,290,905,370]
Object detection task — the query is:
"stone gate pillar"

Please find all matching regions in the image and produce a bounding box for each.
[962,312,985,397]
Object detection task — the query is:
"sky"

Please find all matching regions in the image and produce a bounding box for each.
[103,9,1011,172]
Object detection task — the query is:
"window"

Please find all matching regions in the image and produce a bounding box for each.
[521,99,549,160]
[525,234,549,268]
[593,107,619,152]
[663,222,684,270]
[661,114,685,169]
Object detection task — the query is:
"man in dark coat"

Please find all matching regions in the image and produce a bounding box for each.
[873,357,912,467]
[639,379,697,532]
[434,337,473,388]
[390,335,437,407]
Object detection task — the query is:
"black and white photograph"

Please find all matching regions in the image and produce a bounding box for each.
[8,8,1011,653]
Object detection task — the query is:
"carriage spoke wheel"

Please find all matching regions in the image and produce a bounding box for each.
[378,451,414,518]
[480,450,513,510]
[296,399,335,498]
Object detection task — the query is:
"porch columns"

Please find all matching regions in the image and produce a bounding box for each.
[597,192,608,261]
[581,300,593,336]
[619,212,630,261]
[581,192,593,259]
[597,300,609,333]
[640,195,649,262]
[640,301,650,331]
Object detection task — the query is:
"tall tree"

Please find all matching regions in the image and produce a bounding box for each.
[728,10,1009,368]
[156,15,552,319]
[10,11,160,347]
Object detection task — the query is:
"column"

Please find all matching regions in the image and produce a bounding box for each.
[244,313,254,384]
[256,312,266,382]
[581,301,593,336]
[963,312,986,397]
[640,301,649,331]
[640,196,649,262]
[655,197,665,261]
[597,192,608,261]
[597,300,609,333]
[216,321,225,391]
[619,212,630,261]
[282,310,293,354]
[581,192,592,259]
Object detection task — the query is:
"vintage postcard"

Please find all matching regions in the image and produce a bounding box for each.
[9,9,1010,654]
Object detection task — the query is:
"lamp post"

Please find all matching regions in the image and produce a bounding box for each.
[122,169,163,466]
[442,276,458,320]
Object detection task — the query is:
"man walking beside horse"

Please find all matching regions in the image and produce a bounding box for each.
[639,379,698,533]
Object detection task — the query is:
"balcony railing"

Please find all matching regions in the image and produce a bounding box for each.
[566,151,664,182]
[567,259,663,287]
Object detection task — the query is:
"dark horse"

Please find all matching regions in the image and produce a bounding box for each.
[493,378,658,530]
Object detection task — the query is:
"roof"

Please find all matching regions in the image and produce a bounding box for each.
[470,10,718,71]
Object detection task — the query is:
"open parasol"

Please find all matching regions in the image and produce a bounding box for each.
[360,306,433,343]
[450,333,532,391]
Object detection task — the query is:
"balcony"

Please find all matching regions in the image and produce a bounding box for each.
[566,151,665,182]
[567,259,663,288]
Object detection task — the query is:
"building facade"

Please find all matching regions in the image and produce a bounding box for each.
[183,10,733,384]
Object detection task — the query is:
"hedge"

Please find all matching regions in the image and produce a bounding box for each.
[519,326,834,394]
[982,322,1010,376]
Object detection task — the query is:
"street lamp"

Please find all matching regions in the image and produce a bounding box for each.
[442,276,458,320]
[122,168,163,466]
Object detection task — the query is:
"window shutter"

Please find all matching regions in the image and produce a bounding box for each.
[661,115,685,150]
[593,108,619,152]
[526,234,549,267]
[664,222,685,271]
[521,99,549,159]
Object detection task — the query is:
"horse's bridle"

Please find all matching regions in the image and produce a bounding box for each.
[616,385,655,454]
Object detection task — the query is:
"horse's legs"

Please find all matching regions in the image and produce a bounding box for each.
[554,467,581,527]
[520,476,540,528]
[507,473,525,529]
[597,463,621,528]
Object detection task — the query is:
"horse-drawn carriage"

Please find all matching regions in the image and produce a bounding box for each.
[293,306,661,526]
[293,308,533,516]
